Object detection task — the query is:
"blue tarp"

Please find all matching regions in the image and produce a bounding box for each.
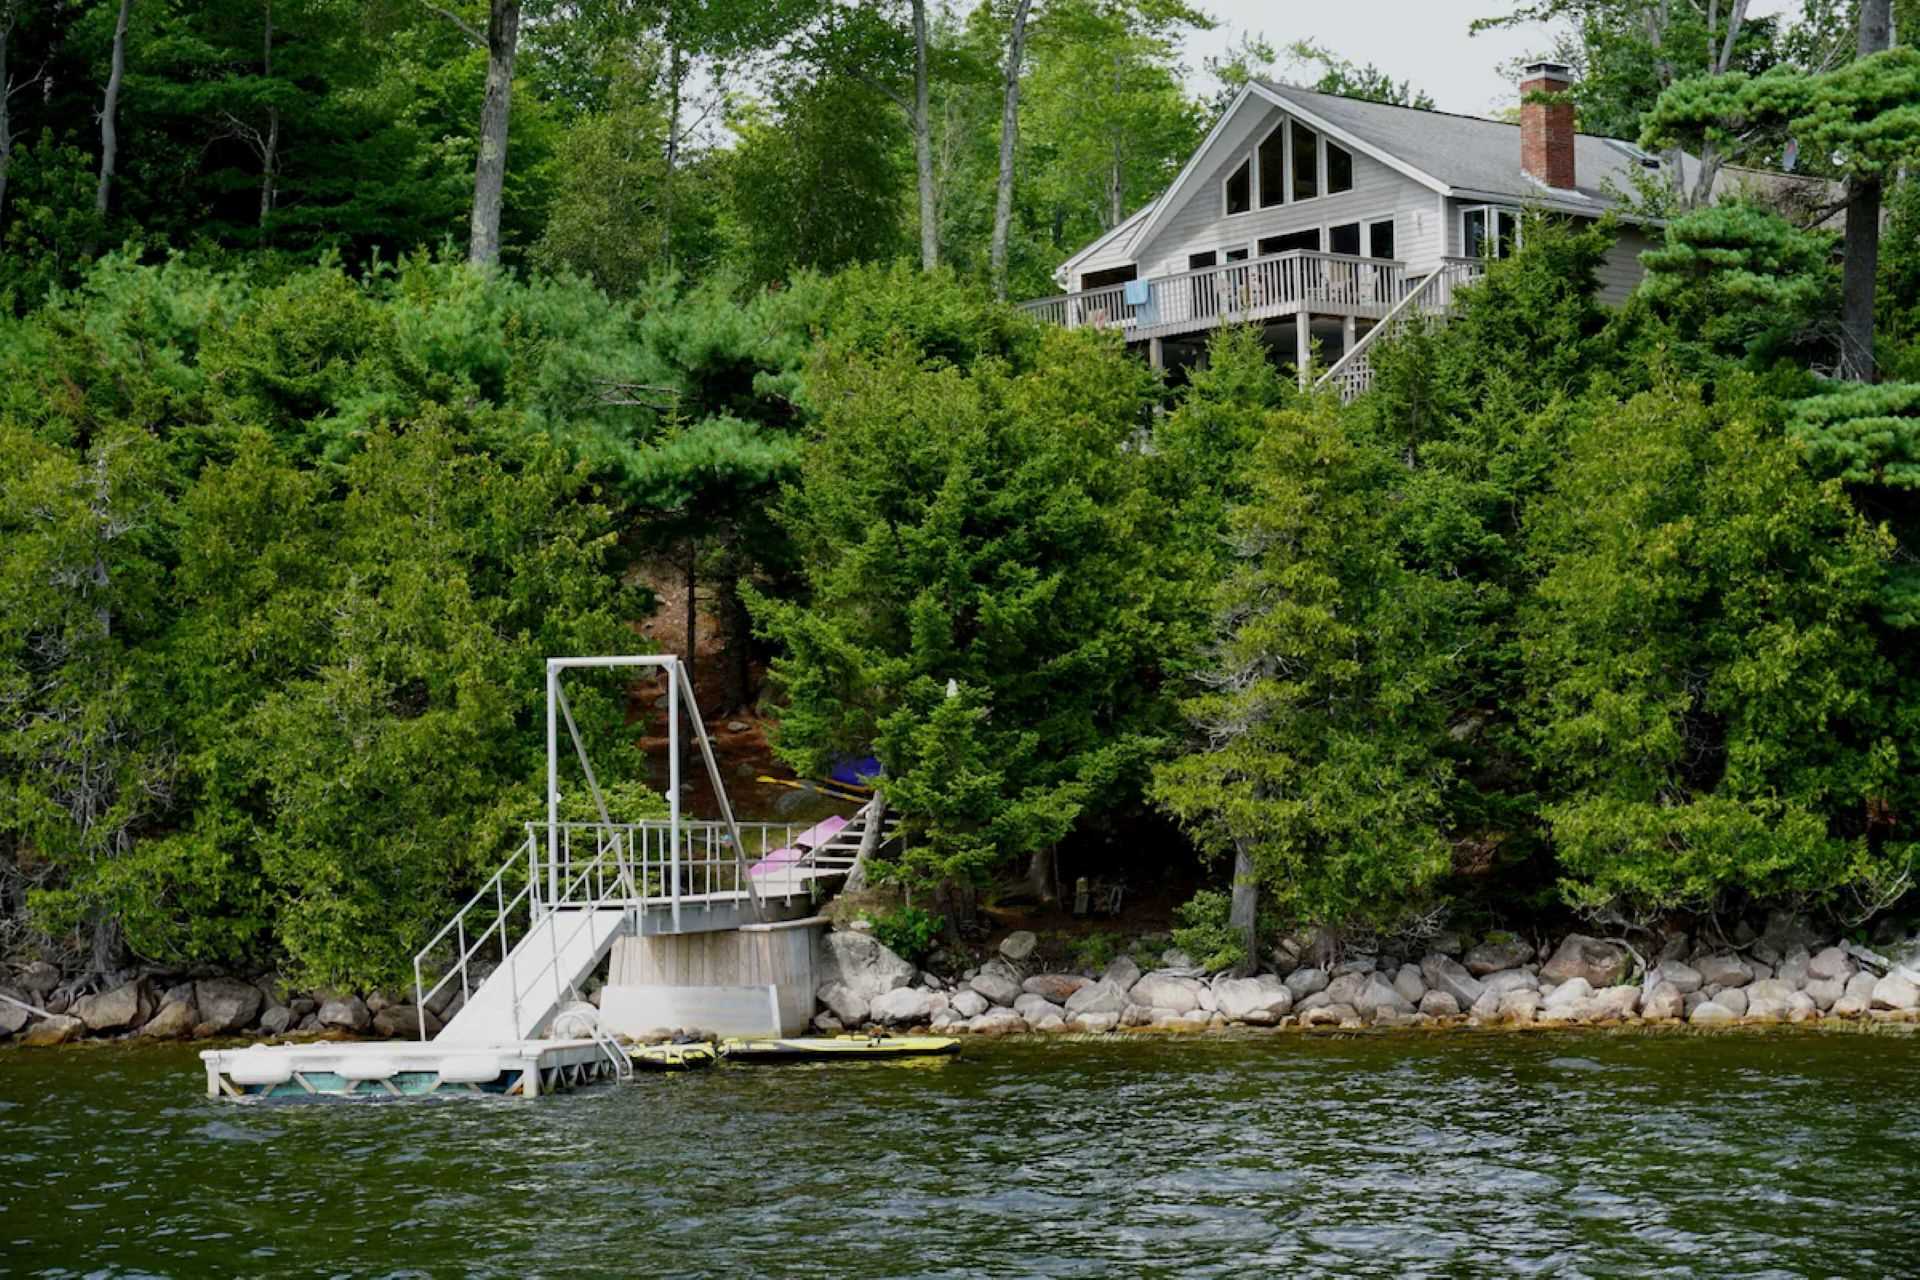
[828,755,881,787]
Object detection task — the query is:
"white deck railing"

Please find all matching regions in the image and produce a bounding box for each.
[1314,257,1486,402]
[1019,249,1409,338]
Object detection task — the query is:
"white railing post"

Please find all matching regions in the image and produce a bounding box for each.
[667,657,682,934]
[545,661,559,916]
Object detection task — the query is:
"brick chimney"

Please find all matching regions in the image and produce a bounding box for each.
[1520,61,1576,191]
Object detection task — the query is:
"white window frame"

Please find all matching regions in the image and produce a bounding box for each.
[1255,123,1288,211]
[1461,203,1522,259]
[1366,217,1396,260]
[1222,157,1254,218]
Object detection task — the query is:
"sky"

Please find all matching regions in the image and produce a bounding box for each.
[1182,0,1804,118]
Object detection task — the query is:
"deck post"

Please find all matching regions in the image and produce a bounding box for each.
[1295,314,1312,391]
[1342,315,1357,364]
[668,657,682,933]
[1148,336,1164,370]
[545,662,559,913]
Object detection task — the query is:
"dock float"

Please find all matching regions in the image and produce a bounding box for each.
[200,1039,623,1099]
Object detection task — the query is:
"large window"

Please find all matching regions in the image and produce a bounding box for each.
[1328,222,1362,256]
[1327,142,1354,194]
[1291,121,1318,201]
[1225,159,1251,215]
[1463,205,1519,259]
[1257,127,1287,208]
[1259,230,1321,256]
[1369,218,1395,259]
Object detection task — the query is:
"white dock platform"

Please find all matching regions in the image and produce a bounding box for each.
[200,1039,622,1100]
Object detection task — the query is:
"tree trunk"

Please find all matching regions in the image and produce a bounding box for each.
[988,0,1032,301]
[843,789,888,893]
[911,0,936,270]
[723,572,752,714]
[468,0,520,268]
[95,0,132,221]
[0,13,13,226]
[683,541,697,701]
[662,33,682,265]
[1024,843,1056,905]
[259,0,277,230]
[1228,840,1259,977]
[1841,0,1893,382]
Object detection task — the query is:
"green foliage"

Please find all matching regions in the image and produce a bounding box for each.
[1639,201,1838,368]
[1065,930,1120,973]
[1790,382,1920,489]
[863,905,942,965]
[1170,888,1244,973]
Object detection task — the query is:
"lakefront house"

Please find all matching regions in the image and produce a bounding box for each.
[1018,62,1691,394]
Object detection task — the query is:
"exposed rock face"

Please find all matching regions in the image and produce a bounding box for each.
[195,978,264,1033]
[1284,968,1330,1000]
[71,980,149,1033]
[870,988,935,1026]
[1540,935,1630,988]
[1419,955,1485,1009]
[1696,955,1754,990]
[818,982,870,1026]
[1129,974,1204,1014]
[1022,974,1088,1002]
[1214,976,1293,1022]
[817,931,917,1002]
[1871,973,1920,1012]
[1497,989,1542,1023]
[140,1000,198,1039]
[1324,972,1368,1008]
[999,931,1038,963]
[1463,937,1535,977]
[1064,979,1131,1017]
[318,995,371,1032]
[23,1014,85,1046]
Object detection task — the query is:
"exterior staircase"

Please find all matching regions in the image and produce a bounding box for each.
[436,906,630,1045]
[1315,258,1484,402]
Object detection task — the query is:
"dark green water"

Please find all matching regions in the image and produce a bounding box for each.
[4,1032,1919,1278]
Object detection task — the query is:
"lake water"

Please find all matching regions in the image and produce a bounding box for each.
[4,1031,1918,1278]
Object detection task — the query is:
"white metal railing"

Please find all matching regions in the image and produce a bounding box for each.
[1019,250,1409,337]
[1314,256,1486,402]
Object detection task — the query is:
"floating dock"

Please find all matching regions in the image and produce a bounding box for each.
[200,1039,623,1099]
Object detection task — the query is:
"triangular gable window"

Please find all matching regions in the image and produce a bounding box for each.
[1327,141,1354,193]
[1258,127,1286,208]
[1224,159,1251,215]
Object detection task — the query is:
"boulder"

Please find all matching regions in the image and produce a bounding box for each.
[1804,977,1846,1011]
[1129,974,1204,1014]
[1871,973,1920,1012]
[1652,961,1703,995]
[195,978,265,1033]
[999,931,1038,963]
[1545,977,1592,1009]
[1013,993,1063,1024]
[813,1012,845,1034]
[1497,989,1542,1023]
[1589,986,1640,1020]
[140,999,198,1039]
[71,979,149,1034]
[1284,967,1330,1000]
[1470,989,1501,1020]
[818,981,870,1026]
[816,931,917,1001]
[318,995,371,1032]
[371,1004,440,1039]
[1844,971,1879,1003]
[1324,972,1368,1008]
[1031,1013,1067,1033]
[950,989,989,1019]
[1121,1004,1152,1027]
[966,1010,1027,1036]
[259,1006,294,1036]
[1832,994,1870,1018]
[22,1013,84,1046]
[1101,955,1143,990]
[1159,949,1196,971]
[1776,949,1812,987]
[1418,990,1460,1018]
[0,987,32,1037]
[1391,964,1427,1006]
[1745,992,1792,1022]
[1022,974,1088,1002]
[1195,982,1218,1014]
[1067,1011,1121,1034]
[1717,987,1749,1017]
[1758,910,1824,962]
[1540,934,1631,988]
[1787,991,1818,1022]
[1462,936,1535,977]
[1354,975,1415,1019]
[1419,955,1486,1009]
[1690,1001,1736,1026]
[1642,981,1684,1021]
[1299,1004,1351,1028]
[1748,978,1798,1004]
[15,961,60,996]
[1427,931,1465,957]
[1807,946,1854,984]
[1329,956,1377,978]
[1293,991,1331,1016]
[1695,954,1753,990]
[1481,970,1538,999]
[968,964,1024,1008]
[870,987,936,1026]
[1064,979,1131,1017]
[1214,975,1293,1022]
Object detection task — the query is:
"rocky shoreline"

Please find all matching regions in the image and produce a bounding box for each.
[807,916,1920,1040]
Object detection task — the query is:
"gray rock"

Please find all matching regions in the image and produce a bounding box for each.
[1717,987,1749,1017]
[1067,1011,1121,1033]
[1293,991,1331,1015]
[288,997,317,1020]
[1159,948,1196,971]
[1683,991,1709,1015]
[1759,910,1824,961]
[1871,973,1920,1011]
[1745,992,1792,1022]
[365,992,392,1015]
[1355,975,1415,1018]
[1832,994,1870,1017]
[15,961,60,996]
[195,978,264,1033]
[0,987,32,1037]
[817,981,870,1026]
[1031,1013,1067,1033]
[1652,961,1703,995]
[1427,931,1465,957]
[870,988,936,1026]
[1012,993,1063,1024]
[1391,964,1427,1006]
[1776,948,1812,987]
[1470,989,1501,1019]
[1214,975,1293,1022]
[1696,954,1753,990]
[71,979,149,1033]
[1064,979,1131,1017]
[1642,981,1684,1020]
[816,931,917,1001]
[1807,946,1854,984]
[1497,989,1542,1023]
[1481,970,1538,998]
[1747,978,1798,1004]
[1462,936,1535,977]
[318,995,371,1032]
[1420,955,1486,1009]
[950,989,989,1019]
[22,1013,85,1046]
[1657,932,1691,963]
[1299,1004,1351,1027]
[1540,934,1631,988]
[1419,990,1460,1017]
[813,1012,845,1034]
[1101,955,1143,991]
[372,1004,440,1039]
[1690,1001,1737,1026]
[1022,974,1088,1002]
[999,930,1038,963]
[259,1005,294,1036]
[1284,967,1330,1000]
[140,999,198,1039]
[1589,986,1640,1020]
[1749,960,1775,981]
[1329,956,1377,978]
[966,1010,1027,1036]
[1324,972,1369,1008]
[1804,976,1846,1011]
[1544,977,1594,1010]
[1787,991,1818,1022]
[968,965,1023,1008]
[1844,970,1879,1003]
[1130,974,1204,1014]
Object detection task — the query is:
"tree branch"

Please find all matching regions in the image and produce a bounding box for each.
[423,1,483,47]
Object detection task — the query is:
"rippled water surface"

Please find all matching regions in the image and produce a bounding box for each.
[4,1032,1920,1277]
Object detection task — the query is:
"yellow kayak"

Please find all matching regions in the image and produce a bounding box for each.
[719,1035,960,1063]
[631,1041,719,1071]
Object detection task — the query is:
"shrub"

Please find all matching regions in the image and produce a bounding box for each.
[863,905,941,966]
[1171,889,1245,973]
